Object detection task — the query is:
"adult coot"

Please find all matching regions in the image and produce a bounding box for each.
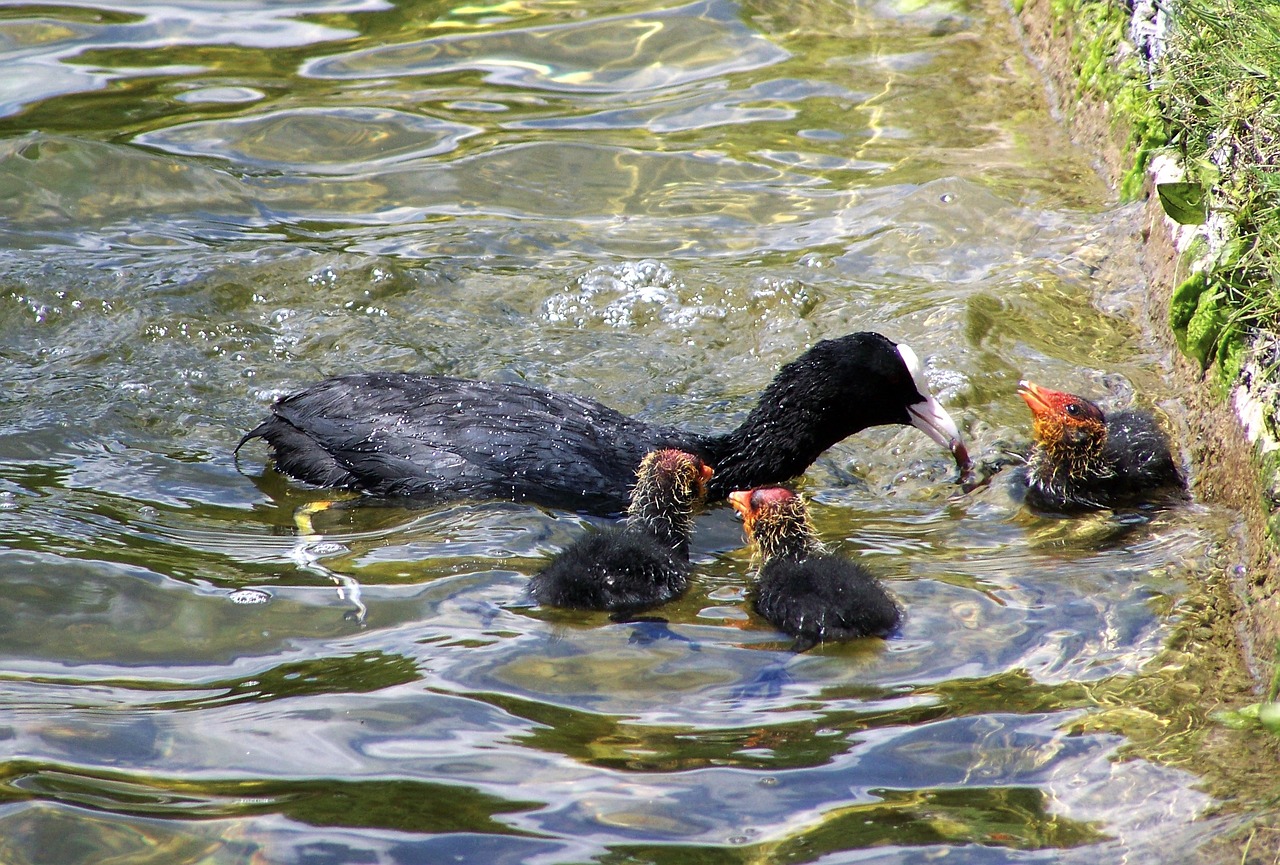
[529,449,712,620]
[1017,380,1185,512]
[729,486,901,652]
[238,332,968,513]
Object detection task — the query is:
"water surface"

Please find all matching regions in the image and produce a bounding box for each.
[0,0,1265,863]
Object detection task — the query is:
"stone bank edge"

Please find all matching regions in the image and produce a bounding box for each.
[1013,0,1280,664]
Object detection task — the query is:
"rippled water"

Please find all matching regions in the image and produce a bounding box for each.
[0,0,1266,862]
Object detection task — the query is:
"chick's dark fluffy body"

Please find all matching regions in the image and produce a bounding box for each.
[1023,407,1185,512]
[731,488,901,651]
[528,528,689,616]
[756,555,901,650]
[528,450,709,618]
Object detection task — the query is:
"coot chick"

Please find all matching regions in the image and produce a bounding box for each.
[729,487,901,652]
[1018,380,1185,512]
[529,449,712,620]
[237,332,969,514]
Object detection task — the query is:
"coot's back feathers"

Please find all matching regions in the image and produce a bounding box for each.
[239,332,968,513]
[244,373,680,512]
[1017,381,1184,512]
[729,487,901,651]
[528,450,711,619]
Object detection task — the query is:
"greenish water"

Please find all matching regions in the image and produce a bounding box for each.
[0,0,1269,862]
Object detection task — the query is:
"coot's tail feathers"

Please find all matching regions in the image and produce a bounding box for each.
[233,421,272,458]
[233,416,356,488]
[231,422,269,474]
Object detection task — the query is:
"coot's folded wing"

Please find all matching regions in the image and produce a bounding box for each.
[252,372,685,511]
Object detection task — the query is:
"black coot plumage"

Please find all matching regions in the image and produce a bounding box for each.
[1017,380,1185,512]
[237,332,969,513]
[528,449,712,620]
[729,487,901,652]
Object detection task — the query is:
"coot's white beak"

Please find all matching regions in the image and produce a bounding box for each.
[897,344,970,473]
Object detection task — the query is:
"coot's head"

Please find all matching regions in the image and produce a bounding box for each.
[768,333,970,473]
[1018,380,1107,459]
[728,486,821,561]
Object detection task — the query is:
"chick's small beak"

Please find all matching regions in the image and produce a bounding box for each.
[727,490,752,518]
[1017,380,1054,418]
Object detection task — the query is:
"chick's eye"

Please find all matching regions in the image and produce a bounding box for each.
[1065,403,1081,416]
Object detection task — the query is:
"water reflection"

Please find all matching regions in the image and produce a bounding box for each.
[302,0,790,94]
[0,0,380,117]
[0,0,1264,862]
[136,107,482,173]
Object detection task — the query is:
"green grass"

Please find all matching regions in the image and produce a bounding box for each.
[1157,0,1280,384]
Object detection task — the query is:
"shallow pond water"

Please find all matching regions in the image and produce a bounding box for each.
[0,0,1268,862]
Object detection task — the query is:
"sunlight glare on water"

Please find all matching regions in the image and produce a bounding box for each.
[0,0,1265,863]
